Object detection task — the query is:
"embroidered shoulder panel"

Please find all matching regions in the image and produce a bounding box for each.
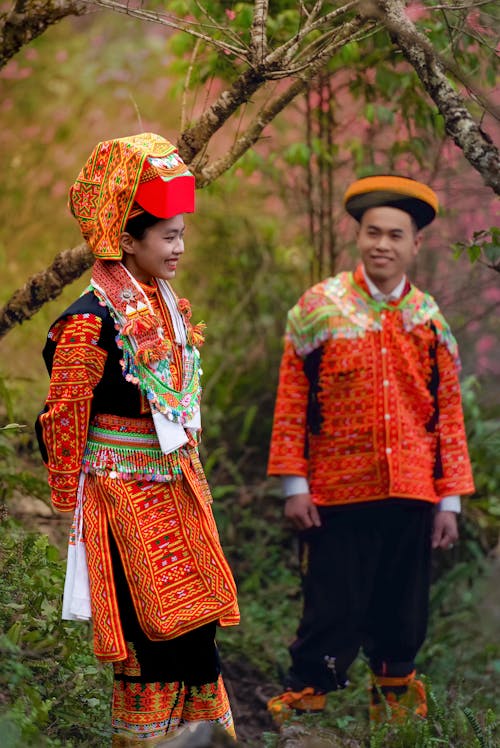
[287,272,459,364]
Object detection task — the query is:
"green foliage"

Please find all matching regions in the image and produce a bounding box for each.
[215,482,301,675]
[0,409,49,508]
[461,376,500,548]
[0,520,112,747]
[452,227,500,271]
[463,706,498,748]
[369,693,498,747]
[178,178,304,486]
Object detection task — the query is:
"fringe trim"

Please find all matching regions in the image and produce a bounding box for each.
[82,420,184,482]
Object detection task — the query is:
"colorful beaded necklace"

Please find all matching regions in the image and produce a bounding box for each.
[90,259,205,426]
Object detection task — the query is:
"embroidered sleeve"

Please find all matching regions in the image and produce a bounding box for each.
[38,314,107,512]
[434,343,475,497]
[268,339,310,478]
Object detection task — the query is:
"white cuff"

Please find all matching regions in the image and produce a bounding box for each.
[438,495,461,513]
[281,475,310,498]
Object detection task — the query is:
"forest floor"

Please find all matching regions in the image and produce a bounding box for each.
[11,491,500,748]
[11,495,279,746]
[223,659,278,745]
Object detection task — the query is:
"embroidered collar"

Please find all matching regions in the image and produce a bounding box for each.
[90,260,204,427]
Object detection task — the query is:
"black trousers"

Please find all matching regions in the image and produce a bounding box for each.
[286,501,434,693]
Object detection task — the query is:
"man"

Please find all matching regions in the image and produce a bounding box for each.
[267,176,474,724]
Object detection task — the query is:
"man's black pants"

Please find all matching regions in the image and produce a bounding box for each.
[286,501,434,693]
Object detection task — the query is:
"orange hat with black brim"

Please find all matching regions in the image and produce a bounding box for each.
[344,175,438,229]
[69,133,195,260]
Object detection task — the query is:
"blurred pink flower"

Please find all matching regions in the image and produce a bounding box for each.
[1,60,19,79]
[23,124,41,139]
[483,287,500,303]
[51,180,67,198]
[476,334,496,355]
[225,9,236,21]
[467,10,490,36]
[405,2,428,22]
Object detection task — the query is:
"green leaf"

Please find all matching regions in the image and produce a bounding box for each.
[376,105,394,125]
[467,244,481,263]
[484,243,500,263]
[283,142,311,167]
[6,622,22,645]
[364,102,375,124]
[340,41,360,64]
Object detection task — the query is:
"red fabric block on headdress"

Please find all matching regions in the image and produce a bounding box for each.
[135,175,195,219]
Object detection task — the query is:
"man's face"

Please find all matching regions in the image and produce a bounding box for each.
[356,206,422,294]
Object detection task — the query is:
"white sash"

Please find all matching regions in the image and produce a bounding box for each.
[61,473,92,621]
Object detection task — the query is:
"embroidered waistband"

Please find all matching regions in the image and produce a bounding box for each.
[82,413,184,482]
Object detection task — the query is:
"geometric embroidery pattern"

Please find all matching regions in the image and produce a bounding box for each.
[69,134,185,259]
[112,665,235,741]
[268,265,474,506]
[38,314,107,511]
[83,462,239,662]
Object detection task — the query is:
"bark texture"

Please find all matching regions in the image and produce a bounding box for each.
[0,0,87,68]
[0,244,93,339]
[375,0,500,195]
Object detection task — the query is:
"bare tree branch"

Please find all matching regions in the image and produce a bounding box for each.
[177,66,270,164]
[1,0,498,339]
[177,4,365,163]
[0,244,93,339]
[250,0,269,65]
[196,18,369,186]
[196,78,309,188]
[373,0,500,194]
[88,0,249,58]
[180,37,202,132]
[0,0,87,68]
[269,1,359,68]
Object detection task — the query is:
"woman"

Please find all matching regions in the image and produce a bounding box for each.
[36,133,239,745]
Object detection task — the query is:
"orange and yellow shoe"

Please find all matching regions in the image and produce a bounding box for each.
[370,670,427,724]
[267,687,327,726]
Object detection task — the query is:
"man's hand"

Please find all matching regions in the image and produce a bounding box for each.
[285,493,322,530]
[432,510,459,550]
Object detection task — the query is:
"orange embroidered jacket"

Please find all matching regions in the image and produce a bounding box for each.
[268,266,474,506]
[37,293,152,511]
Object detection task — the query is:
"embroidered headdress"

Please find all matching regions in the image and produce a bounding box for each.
[69,133,195,259]
[344,175,438,229]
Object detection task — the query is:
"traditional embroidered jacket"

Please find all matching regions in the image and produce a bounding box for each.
[268,265,474,506]
[37,279,239,661]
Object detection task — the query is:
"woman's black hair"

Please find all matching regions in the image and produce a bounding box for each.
[125,210,162,240]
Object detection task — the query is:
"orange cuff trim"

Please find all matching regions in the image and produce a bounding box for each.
[374,670,416,688]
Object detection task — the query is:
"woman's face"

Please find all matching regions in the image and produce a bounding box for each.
[121,214,185,284]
